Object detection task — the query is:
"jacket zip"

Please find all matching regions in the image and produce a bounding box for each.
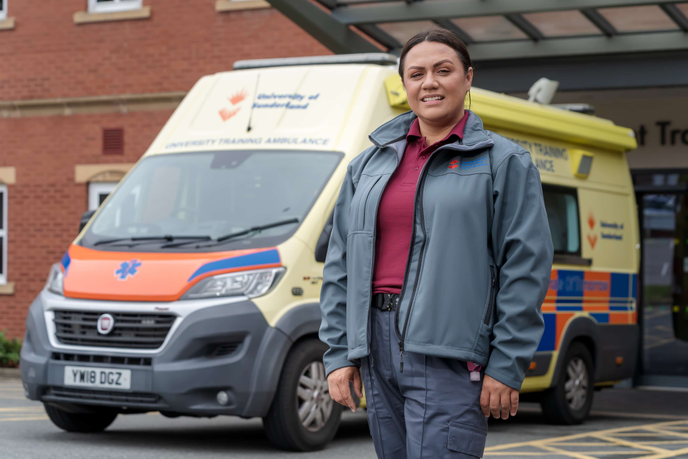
[392,140,494,373]
[484,265,496,325]
[366,143,403,356]
[393,151,435,373]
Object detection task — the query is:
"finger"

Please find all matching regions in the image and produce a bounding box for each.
[329,380,343,405]
[480,388,490,417]
[347,381,358,412]
[490,391,501,419]
[500,391,510,420]
[353,369,363,398]
[339,379,355,412]
[510,391,519,416]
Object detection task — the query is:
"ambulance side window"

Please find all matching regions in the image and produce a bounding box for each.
[542,185,581,256]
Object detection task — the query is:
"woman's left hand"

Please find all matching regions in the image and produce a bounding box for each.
[480,374,519,420]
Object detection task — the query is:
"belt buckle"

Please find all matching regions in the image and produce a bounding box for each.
[383,293,399,311]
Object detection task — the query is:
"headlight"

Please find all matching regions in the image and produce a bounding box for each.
[182,267,285,300]
[46,263,64,296]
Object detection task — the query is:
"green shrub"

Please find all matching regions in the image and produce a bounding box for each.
[0,332,21,368]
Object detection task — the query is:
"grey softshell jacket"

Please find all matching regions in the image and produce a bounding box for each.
[319,110,554,391]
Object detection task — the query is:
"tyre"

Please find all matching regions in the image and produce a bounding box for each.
[44,403,118,433]
[263,338,342,451]
[540,342,595,425]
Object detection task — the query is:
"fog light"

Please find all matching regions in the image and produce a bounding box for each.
[217,391,229,406]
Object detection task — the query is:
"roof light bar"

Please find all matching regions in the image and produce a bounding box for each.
[233,53,399,70]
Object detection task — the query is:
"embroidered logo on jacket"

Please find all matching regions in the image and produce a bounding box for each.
[448,157,487,170]
[459,157,487,170]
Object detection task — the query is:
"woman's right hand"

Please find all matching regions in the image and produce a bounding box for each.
[327,366,363,412]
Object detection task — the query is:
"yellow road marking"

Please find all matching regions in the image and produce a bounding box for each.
[535,443,598,459]
[646,426,688,440]
[485,453,552,456]
[591,411,688,421]
[486,420,688,458]
[0,407,43,412]
[0,416,48,422]
[549,442,614,446]
[591,434,666,455]
[614,432,676,437]
[636,446,688,459]
[640,441,688,445]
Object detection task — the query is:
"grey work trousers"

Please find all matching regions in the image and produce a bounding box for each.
[360,307,489,458]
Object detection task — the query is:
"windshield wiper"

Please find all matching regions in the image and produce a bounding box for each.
[93,236,211,247]
[211,218,300,244]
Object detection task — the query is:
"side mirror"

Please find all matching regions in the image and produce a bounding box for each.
[80,210,96,233]
[315,211,334,263]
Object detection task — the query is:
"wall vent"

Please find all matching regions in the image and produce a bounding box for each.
[103,128,124,155]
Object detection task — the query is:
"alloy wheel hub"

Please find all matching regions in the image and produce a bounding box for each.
[296,361,333,432]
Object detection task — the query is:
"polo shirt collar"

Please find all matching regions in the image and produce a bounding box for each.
[406,111,468,144]
[369,109,491,148]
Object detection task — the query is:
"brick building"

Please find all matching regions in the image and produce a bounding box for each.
[0,0,330,338]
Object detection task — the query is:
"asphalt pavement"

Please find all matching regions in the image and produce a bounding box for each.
[2,378,688,458]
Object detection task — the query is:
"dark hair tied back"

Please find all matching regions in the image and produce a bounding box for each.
[398,27,472,79]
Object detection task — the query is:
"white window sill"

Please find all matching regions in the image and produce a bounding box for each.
[216,0,270,12]
[0,282,15,295]
[74,6,151,25]
[0,17,15,31]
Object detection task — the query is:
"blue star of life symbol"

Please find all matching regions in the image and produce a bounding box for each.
[115,259,142,280]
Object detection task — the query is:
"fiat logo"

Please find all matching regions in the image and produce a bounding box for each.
[97,314,115,335]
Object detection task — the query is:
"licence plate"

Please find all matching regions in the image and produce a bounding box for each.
[64,366,131,390]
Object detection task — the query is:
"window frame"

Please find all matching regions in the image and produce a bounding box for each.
[542,184,582,258]
[88,182,118,211]
[87,0,142,14]
[0,185,7,284]
[0,0,7,21]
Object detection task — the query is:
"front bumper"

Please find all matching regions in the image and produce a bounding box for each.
[20,291,292,417]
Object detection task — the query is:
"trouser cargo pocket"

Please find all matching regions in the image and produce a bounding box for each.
[446,421,487,458]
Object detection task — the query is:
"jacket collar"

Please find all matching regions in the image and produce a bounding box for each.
[369,109,492,149]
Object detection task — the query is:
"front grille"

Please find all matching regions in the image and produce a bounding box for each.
[54,311,176,349]
[52,352,152,366]
[46,387,160,405]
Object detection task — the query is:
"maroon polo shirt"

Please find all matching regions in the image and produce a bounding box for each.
[371,112,468,295]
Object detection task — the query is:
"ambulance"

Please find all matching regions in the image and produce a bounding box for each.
[20,53,640,451]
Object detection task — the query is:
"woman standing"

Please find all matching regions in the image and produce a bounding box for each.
[319,28,553,458]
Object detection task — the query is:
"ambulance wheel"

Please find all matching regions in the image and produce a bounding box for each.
[44,403,118,433]
[263,339,342,451]
[540,342,594,425]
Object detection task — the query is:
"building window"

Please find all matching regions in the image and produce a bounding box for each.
[0,186,7,284]
[88,0,142,14]
[0,0,7,21]
[543,185,581,256]
[89,183,118,211]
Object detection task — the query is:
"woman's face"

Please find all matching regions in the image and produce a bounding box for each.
[402,41,473,126]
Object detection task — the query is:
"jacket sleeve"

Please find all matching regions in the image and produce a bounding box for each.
[319,164,358,377]
[485,150,554,391]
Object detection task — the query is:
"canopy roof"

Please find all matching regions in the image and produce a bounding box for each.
[266,0,688,92]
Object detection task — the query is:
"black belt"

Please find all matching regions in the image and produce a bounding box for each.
[372,292,400,311]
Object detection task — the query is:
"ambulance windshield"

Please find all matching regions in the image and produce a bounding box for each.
[81,150,342,252]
